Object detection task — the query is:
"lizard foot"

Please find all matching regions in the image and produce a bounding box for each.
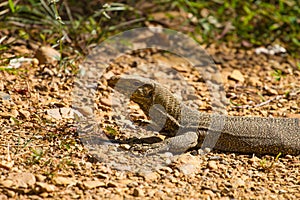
[130,131,199,156]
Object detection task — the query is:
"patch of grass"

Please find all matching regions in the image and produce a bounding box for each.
[154,0,300,56]
[1,0,299,60]
[271,69,285,81]
[30,148,44,164]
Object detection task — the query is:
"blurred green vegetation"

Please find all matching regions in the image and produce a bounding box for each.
[0,0,299,56]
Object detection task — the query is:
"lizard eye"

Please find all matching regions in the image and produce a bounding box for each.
[145,90,153,98]
[133,81,140,87]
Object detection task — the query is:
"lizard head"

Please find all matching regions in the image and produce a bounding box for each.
[108,75,156,111]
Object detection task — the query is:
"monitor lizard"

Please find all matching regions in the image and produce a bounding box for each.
[108,75,300,155]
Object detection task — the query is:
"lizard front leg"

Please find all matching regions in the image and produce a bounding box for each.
[132,131,198,155]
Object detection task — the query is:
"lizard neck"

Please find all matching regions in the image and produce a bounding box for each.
[153,85,182,121]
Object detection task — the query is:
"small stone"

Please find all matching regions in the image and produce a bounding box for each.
[46,109,62,120]
[207,161,218,170]
[178,164,197,175]
[0,160,14,170]
[59,107,74,119]
[19,109,31,119]
[138,171,158,181]
[35,46,60,65]
[53,176,76,186]
[231,178,245,188]
[100,98,112,107]
[132,188,144,197]
[229,70,245,82]
[11,109,19,118]
[0,91,11,100]
[74,106,93,117]
[8,172,36,188]
[36,182,57,192]
[119,144,131,150]
[96,172,109,179]
[248,76,262,86]
[203,189,215,197]
[0,180,14,187]
[83,180,105,189]
[107,181,118,188]
[172,64,188,72]
[32,58,39,66]
[40,192,49,198]
[264,86,278,95]
[35,174,46,182]
[6,190,15,198]
[0,111,12,119]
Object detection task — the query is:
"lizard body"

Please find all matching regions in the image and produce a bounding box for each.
[108,75,300,155]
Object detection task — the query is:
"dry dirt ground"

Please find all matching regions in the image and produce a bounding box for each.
[0,37,299,199]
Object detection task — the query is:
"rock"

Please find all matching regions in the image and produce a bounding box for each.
[176,154,203,175]
[0,92,11,100]
[11,109,19,118]
[36,182,57,192]
[59,107,75,119]
[35,174,47,182]
[0,180,14,188]
[6,190,15,198]
[19,109,31,119]
[8,172,36,188]
[83,180,105,189]
[0,160,14,170]
[248,76,262,86]
[231,178,245,188]
[207,161,218,170]
[178,164,198,175]
[100,98,112,107]
[46,108,62,120]
[264,86,278,95]
[132,188,144,197]
[138,171,158,182]
[0,111,12,119]
[74,106,93,117]
[53,176,76,186]
[229,70,245,82]
[107,181,118,188]
[35,46,60,65]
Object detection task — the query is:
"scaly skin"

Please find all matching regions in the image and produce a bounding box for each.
[108,75,300,155]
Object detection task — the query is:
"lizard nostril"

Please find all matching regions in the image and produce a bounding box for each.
[133,81,140,86]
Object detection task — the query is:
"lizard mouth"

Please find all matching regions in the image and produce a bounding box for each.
[107,76,120,88]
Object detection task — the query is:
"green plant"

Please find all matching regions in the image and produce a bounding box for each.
[30,148,44,164]
[271,69,284,81]
[106,126,118,137]
[260,153,282,171]
[153,0,300,56]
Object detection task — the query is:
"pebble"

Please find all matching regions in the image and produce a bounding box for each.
[82,180,105,189]
[0,92,11,100]
[0,180,13,188]
[36,182,57,192]
[46,108,62,120]
[8,172,36,188]
[53,176,76,186]
[229,70,245,82]
[35,46,60,65]
[19,109,31,119]
[208,160,218,170]
[138,171,158,181]
[132,188,144,197]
